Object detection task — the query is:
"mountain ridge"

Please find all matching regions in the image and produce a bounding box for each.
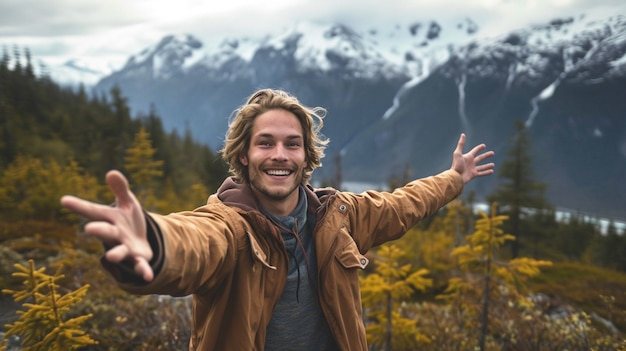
[84,14,626,220]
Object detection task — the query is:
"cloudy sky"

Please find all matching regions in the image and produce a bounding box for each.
[1,0,625,73]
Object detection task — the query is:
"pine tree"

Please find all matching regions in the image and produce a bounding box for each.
[396,199,471,288]
[124,127,164,208]
[487,120,550,258]
[101,85,133,171]
[1,260,97,351]
[442,203,552,351]
[593,221,626,271]
[139,105,171,179]
[360,244,432,350]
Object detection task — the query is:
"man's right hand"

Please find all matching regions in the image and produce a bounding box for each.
[61,170,154,282]
[450,133,495,184]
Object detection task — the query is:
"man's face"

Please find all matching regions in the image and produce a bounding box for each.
[240,109,307,215]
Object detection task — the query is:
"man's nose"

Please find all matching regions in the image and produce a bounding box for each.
[271,144,288,160]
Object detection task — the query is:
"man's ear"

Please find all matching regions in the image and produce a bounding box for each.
[240,155,248,166]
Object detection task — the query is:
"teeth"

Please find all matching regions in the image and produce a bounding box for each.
[267,169,291,176]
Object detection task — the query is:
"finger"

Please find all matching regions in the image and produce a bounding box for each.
[60,195,116,221]
[106,170,135,208]
[475,162,495,171]
[135,257,154,282]
[476,163,495,175]
[105,244,130,263]
[105,247,154,282]
[474,150,495,163]
[455,133,466,153]
[468,143,487,156]
[84,221,120,245]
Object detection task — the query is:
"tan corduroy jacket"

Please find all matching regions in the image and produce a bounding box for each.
[103,169,463,351]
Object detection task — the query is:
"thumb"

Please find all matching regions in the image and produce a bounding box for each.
[106,170,136,206]
[455,133,466,154]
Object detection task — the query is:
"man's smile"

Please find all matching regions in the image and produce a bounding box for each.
[265,169,293,176]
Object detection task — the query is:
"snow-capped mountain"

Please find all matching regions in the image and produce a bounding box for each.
[90,14,626,220]
[94,18,481,151]
[342,14,626,219]
[100,18,480,83]
[122,34,205,80]
[45,59,113,87]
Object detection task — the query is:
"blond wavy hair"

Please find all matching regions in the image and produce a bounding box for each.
[220,89,329,184]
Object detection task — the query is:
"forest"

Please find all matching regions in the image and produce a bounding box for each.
[1,48,626,350]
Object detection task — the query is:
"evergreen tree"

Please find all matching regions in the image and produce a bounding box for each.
[443,203,552,351]
[124,127,164,209]
[1,260,97,351]
[139,105,171,179]
[396,199,472,291]
[103,85,134,171]
[592,221,626,271]
[23,48,35,79]
[487,120,551,258]
[360,244,432,350]
[552,214,598,260]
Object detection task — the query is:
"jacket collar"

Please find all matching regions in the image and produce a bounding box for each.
[215,177,333,217]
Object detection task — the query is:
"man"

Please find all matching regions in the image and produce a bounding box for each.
[61,88,495,350]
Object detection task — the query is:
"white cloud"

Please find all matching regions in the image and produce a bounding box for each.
[1,0,625,72]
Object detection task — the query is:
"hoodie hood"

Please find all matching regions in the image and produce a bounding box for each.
[215,177,260,212]
[213,176,337,218]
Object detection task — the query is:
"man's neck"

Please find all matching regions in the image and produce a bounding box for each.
[253,188,300,217]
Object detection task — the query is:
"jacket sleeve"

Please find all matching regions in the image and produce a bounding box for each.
[103,203,244,297]
[344,169,464,250]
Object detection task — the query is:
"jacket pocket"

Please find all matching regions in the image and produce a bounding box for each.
[335,240,369,270]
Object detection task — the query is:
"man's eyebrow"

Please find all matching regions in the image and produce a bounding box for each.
[254,133,303,140]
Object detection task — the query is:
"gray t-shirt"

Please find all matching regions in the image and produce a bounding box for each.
[263,187,338,351]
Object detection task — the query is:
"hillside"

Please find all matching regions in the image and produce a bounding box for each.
[1,57,625,349]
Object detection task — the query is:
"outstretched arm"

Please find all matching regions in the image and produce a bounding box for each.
[60,170,154,282]
[450,133,495,183]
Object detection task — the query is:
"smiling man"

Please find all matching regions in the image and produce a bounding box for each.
[61,88,495,351]
[241,109,308,215]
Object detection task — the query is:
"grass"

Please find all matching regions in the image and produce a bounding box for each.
[529,261,626,333]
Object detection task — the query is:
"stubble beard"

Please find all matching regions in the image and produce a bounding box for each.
[249,171,304,202]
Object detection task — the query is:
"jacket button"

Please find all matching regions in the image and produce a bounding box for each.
[339,205,346,211]
[360,258,367,265]
[255,250,259,256]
